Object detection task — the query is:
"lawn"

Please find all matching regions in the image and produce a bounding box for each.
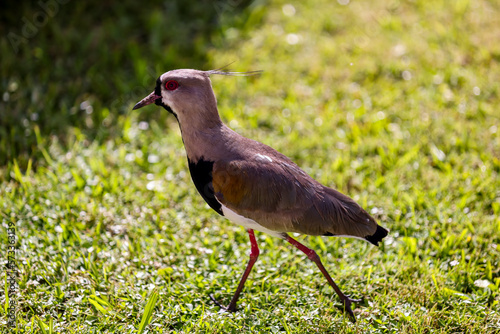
[1,0,500,332]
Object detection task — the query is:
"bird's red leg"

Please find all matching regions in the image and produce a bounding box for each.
[211,228,260,312]
[286,236,360,323]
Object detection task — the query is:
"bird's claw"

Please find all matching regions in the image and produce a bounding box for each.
[210,294,236,313]
[340,295,363,323]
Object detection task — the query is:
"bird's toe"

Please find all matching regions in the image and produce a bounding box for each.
[210,294,237,313]
[340,295,362,323]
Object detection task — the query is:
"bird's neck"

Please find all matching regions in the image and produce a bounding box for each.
[176,112,228,162]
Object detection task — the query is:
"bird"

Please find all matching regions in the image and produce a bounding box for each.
[133,68,388,322]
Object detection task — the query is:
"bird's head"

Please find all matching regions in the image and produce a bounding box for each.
[133,69,215,116]
[133,69,261,122]
[133,68,261,131]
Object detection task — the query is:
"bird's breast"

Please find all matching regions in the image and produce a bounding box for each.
[187,158,223,216]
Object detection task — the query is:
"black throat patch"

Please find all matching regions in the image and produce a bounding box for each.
[187,158,223,216]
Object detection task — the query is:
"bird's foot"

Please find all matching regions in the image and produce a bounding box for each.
[340,295,362,323]
[210,294,237,313]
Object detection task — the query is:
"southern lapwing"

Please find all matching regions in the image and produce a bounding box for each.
[133,69,388,322]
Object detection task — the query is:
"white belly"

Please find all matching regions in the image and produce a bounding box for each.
[220,204,286,239]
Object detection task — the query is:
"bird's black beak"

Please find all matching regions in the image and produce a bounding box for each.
[133,91,161,110]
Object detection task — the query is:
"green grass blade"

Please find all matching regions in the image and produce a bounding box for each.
[36,316,48,334]
[136,289,159,334]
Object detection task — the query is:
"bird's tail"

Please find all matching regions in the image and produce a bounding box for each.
[364,224,389,246]
[321,186,389,246]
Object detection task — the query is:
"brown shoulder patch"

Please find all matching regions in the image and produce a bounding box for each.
[212,160,250,206]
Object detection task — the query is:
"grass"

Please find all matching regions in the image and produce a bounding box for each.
[1,0,500,332]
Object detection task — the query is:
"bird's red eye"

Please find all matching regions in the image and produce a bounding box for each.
[165,80,179,91]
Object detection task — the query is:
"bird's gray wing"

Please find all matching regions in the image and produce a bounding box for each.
[212,158,379,237]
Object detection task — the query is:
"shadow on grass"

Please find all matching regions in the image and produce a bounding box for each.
[0,0,257,168]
